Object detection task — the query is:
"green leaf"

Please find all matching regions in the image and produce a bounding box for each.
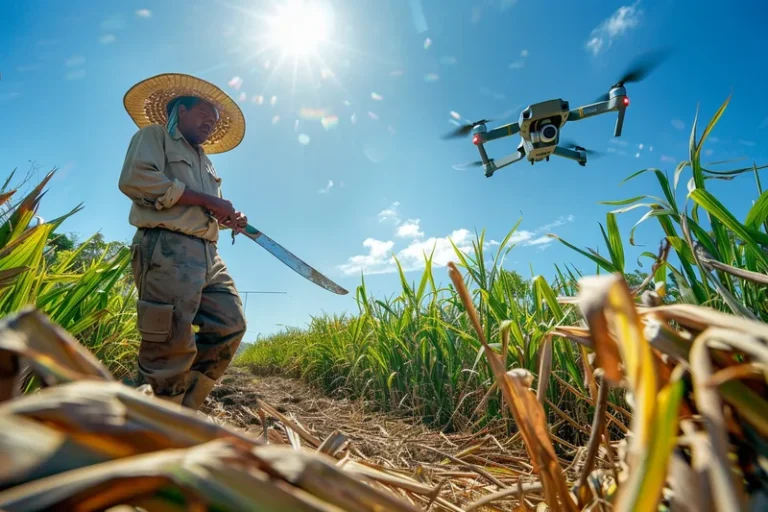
[673,160,691,192]
[745,190,768,229]
[620,168,657,185]
[605,212,625,273]
[689,189,768,269]
[666,236,696,265]
[599,195,650,206]
[547,234,618,273]
[702,162,768,176]
[694,93,730,163]
[689,106,705,191]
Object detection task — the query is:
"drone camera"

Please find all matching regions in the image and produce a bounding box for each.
[540,124,558,143]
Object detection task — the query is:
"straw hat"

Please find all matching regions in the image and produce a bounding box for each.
[123,73,246,154]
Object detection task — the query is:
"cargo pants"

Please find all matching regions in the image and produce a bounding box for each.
[129,227,246,410]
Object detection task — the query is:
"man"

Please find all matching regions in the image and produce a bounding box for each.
[118,72,248,411]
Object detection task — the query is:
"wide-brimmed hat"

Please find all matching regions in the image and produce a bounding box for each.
[123,73,245,154]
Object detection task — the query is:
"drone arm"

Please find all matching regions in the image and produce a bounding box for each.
[483,122,520,142]
[567,100,616,122]
[552,146,586,165]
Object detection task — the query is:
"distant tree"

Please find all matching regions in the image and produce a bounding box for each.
[46,231,76,253]
[498,269,528,299]
[45,231,128,272]
[624,269,651,290]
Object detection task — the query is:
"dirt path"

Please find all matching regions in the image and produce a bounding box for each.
[199,367,557,511]
[201,366,461,466]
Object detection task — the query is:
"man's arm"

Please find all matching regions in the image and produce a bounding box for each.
[215,186,229,231]
[118,125,186,210]
[118,125,238,220]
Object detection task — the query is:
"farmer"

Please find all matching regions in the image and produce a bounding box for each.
[118,73,248,411]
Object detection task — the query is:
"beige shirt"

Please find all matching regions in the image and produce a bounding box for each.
[119,124,225,243]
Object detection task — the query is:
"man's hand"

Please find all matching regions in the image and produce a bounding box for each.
[204,197,237,224]
[219,211,247,234]
[176,190,246,233]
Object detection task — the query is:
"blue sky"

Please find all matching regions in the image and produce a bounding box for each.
[1,0,767,342]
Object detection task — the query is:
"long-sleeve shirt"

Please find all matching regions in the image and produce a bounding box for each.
[119,124,225,243]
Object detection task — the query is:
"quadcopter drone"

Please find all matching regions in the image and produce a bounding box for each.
[444,48,669,178]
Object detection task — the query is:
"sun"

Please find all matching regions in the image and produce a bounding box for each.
[265,0,332,57]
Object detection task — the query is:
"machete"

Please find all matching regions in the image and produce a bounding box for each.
[233,224,348,295]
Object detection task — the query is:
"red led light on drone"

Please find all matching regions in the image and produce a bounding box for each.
[623,96,630,106]
[472,134,481,145]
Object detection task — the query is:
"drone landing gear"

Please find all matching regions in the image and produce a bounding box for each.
[483,149,526,177]
[553,146,587,167]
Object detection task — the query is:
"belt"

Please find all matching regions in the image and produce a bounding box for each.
[137,226,216,245]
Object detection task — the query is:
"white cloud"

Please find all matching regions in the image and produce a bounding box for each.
[709,137,719,143]
[99,33,116,44]
[585,1,643,56]
[338,238,397,276]
[378,201,400,223]
[661,155,676,163]
[606,147,628,156]
[609,139,629,147]
[397,219,424,238]
[704,149,714,156]
[671,119,685,130]
[338,212,574,276]
[65,69,86,80]
[521,49,529,57]
[738,140,756,147]
[338,229,489,276]
[508,60,525,69]
[136,9,152,17]
[539,214,575,231]
[759,117,768,130]
[65,55,85,67]
[526,236,554,250]
[318,180,334,194]
[635,152,641,158]
[472,0,519,24]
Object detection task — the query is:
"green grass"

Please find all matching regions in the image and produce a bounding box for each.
[236,94,768,438]
[0,167,140,387]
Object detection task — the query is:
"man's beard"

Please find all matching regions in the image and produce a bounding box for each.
[182,129,205,146]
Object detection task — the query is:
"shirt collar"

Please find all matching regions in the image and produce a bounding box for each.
[171,126,206,158]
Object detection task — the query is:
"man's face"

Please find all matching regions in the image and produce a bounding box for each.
[178,100,219,146]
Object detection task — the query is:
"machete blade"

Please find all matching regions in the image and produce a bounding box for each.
[240,224,348,295]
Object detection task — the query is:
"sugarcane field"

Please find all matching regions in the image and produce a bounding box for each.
[1,1,768,511]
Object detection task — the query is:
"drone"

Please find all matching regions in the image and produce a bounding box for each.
[444,48,670,178]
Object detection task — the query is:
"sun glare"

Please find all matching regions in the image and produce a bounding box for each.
[266,0,331,57]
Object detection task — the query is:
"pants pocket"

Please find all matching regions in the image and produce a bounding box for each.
[130,243,144,295]
[137,299,174,342]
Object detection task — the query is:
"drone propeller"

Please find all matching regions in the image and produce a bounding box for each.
[594,47,671,103]
[560,139,603,157]
[451,160,484,171]
[442,119,494,140]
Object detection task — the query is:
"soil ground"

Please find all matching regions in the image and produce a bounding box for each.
[198,366,563,511]
[201,366,466,466]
